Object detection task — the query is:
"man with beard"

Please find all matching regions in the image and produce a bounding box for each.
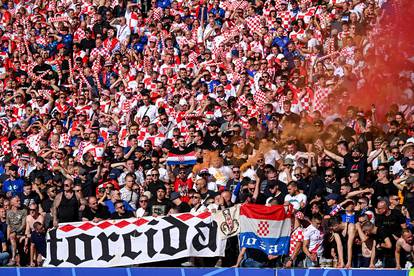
[395,229,414,269]
[323,168,341,195]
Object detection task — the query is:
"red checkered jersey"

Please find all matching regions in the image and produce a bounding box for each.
[278,10,293,30]
[313,86,332,113]
[90,47,110,61]
[103,37,119,52]
[74,28,86,42]
[0,136,11,156]
[300,87,314,111]
[12,104,26,119]
[26,133,42,153]
[289,227,304,257]
[143,133,166,147]
[245,15,263,35]
[289,29,306,42]
[296,10,314,24]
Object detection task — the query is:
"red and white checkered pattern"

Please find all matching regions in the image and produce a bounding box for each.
[58,211,212,232]
[245,16,263,35]
[253,89,267,108]
[153,7,163,21]
[257,221,270,237]
[300,87,314,112]
[289,227,304,256]
[313,86,332,112]
[222,0,249,11]
[278,10,292,30]
[0,136,11,156]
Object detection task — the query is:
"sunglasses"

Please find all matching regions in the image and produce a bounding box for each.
[140,200,148,203]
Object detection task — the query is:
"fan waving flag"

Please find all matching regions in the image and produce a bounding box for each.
[239,204,292,255]
[166,151,197,166]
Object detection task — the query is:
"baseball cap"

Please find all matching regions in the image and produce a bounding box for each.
[170,192,181,201]
[283,158,294,166]
[325,194,340,201]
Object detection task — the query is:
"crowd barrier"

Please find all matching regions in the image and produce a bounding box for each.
[0,268,409,276]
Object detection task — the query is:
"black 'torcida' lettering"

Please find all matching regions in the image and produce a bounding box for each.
[122,230,142,259]
[192,220,218,251]
[97,232,120,262]
[46,228,64,266]
[160,216,188,256]
[66,233,95,265]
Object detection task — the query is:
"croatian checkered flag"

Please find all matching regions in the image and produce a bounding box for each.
[153,7,163,22]
[221,25,241,41]
[245,16,263,35]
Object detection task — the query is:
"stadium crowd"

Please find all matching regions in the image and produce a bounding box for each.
[0,0,413,269]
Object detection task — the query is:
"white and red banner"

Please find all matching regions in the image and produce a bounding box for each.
[44,211,226,267]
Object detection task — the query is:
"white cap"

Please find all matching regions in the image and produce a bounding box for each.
[276,54,285,60]
[179,98,188,106]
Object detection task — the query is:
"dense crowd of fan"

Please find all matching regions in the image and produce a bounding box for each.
[0,0,413,269]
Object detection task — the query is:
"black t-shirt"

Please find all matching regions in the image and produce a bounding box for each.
[375,209,405,237]
[80,38,96,52]
[110,211,135,219]
[33,63,52,76]
[372,181,398,206]
[200,190,216,201]
[148,199,173,216]
[403,188,414,220]
[203,132,223,151]
[176,202,191,213]
[374,231,394,257]
[343,154,367,185]
[41,198,54,213]
[19,192,41,207]
[82,204,110,221]
[31,231,47,257]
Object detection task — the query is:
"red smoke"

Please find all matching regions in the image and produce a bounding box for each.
[348,0,414,121]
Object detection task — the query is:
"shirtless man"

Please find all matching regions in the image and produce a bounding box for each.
[396,229,414,269]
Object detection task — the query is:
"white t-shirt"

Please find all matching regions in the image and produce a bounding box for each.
[284,193,307,210]
[304,224,324,256]
[135,104,158,123]
[264,149,281,167]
